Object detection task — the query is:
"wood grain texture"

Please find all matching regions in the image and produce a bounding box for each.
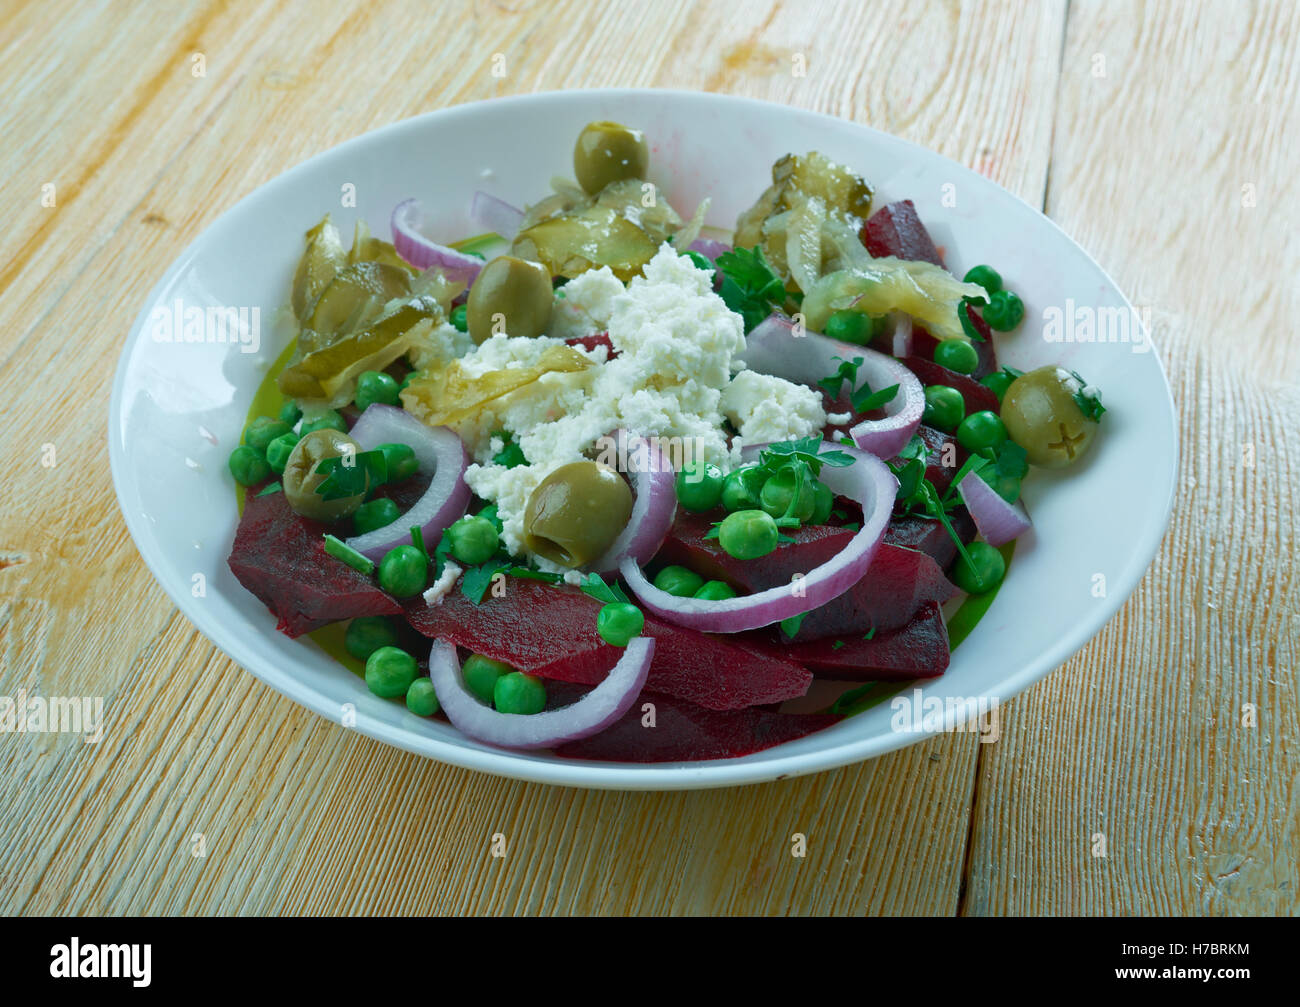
[0,0,1291,916]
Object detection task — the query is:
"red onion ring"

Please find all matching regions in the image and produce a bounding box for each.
[391,199,483,285]
[587,430,678,577]
[955,470,1032,547]
[428,636,654,749]
[740,313,924,459]
[890,312,914,358]
[344,404,471,561]
[620,442,897,633]
[469,191,524,240]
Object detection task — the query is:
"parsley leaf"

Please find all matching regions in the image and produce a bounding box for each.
[506,567,564,584]
[579,572,629,605]
[490,432,526,469]
[1069,371,1107,421]
[831,639,846,651]
[715,246,786,332]
[461,558,511,605]
[779,611,808,637]
[851,382,899,413]
[818,356,864,399]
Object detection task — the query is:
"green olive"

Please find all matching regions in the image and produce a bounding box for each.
[283,428,369,521]
[523,461,634,567]
[573,121,649,195]
[465,255,554,345]
[1000,366,1098,468]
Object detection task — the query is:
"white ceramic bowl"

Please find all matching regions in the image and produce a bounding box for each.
[109,89,1176,790]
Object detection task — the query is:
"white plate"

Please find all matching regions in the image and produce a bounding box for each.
[109,89,1177,790]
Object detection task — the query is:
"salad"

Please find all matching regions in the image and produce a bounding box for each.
[226,120,1107,763]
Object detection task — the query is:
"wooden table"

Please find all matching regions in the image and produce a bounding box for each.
[2,0,1295,916]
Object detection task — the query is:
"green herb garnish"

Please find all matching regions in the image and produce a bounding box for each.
[461,558,511,605]
[715,245,787,332]
[579,572,630,605]
[1069,371,1107,421]
[490,432,527,469]
[323,534,375,576]
[255,481,282,497]
[779,611,808,637]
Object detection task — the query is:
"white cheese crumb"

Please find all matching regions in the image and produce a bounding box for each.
[720,370,828,445]
[422,562,463,606]
[827,411,852,425]
[562,570,585,586]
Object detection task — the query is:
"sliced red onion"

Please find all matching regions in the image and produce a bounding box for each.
[391,199,483,285]
[345,404,471,561]
[469,190,524,240]
[740,313,924,460]
[621,442,896,633]
[587,430,678,577]
[890,312,914,358]
[428,636,653,750]
[956,470,1032,547]
[689,238,731,260]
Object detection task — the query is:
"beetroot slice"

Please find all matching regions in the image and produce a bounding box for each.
[775,602,951,681]
[905,423,967,494]
[403,579,811,711]
[555,689,841,763]
[228,487,402,638]
[885,510,977,571]
[860,200,944,266]
[564,332,616,357]
[785,546,957,641]
[901,356,1001,415]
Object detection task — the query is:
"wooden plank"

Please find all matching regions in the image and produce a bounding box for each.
[0,0,1066,915]
[961,0,1300,916]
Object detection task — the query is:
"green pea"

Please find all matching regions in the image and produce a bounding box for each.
[449,303,468,333]
[377,442,419,483]
[952,542,1006,595]
[354,370,401,411]
[694,580,737,601]
[405,678,440,716]
[278,400,303,426]
[717,509,779,561]
[345,616,400,660]
[494,672,546,715]
[980,370,1017,403]
[378,544,428,597]
[980,469,1022,503]
[922,385,965,431]
[957,411,1008,453]
[353,497,401,536]
[299,410,347,436]
[265,431,300,475]
[654,565,705,598]
[597,602,644,647]
[676,461,724,512]
[400,370,422,391]
[823,310,876,345]
[809,480,833,525]
[364,646,418,698]
[244,416,293,452]
[934,339,979,375]
[463,654,512,703]
[228,445,270,487]
[447,515,499,565]
[683,250,715,274]
[962,264,1002,296]
[720,465,766,512]
[983,290,1024,331]
[759,464,815,523]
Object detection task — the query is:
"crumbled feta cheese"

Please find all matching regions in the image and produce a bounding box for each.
[422,562,463,606]
[546,266,625,340]
[407,319,474,372]
[562,570,586,586]
[721,370,828,446]
[465,244,746,562]
[827,411,852,426]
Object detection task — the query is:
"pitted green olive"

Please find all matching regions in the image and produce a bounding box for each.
[1001,366,1098,468]
[523,461,634,567]
[466,255,554,345]
[283,428,369,521]
[573,121,649,195]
